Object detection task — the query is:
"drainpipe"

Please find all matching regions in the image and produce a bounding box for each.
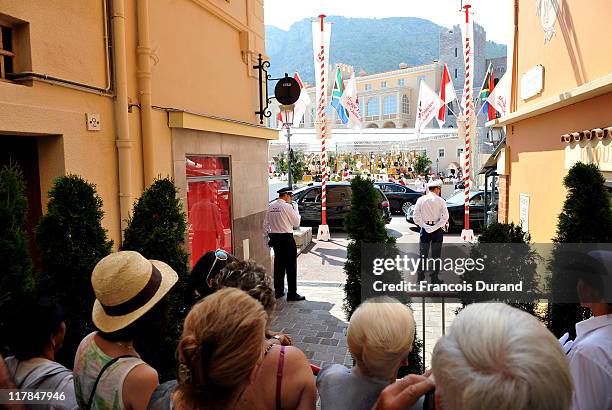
[111,0,134,237]
[137,0,155,186]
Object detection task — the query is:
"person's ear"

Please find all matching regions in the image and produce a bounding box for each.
[248,363,261,385]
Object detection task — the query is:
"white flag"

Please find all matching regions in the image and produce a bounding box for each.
[312,20,332,120]
[486,72,511,117]
[415,80,443,139]
[341,72,362,130]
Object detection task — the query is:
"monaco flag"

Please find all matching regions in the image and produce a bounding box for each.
[437,64,457,127]
[415,80,443,139]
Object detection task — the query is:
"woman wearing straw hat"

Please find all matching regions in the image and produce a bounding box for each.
[73,251,178,410]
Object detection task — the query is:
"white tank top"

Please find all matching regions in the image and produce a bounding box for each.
[73,332,146,410]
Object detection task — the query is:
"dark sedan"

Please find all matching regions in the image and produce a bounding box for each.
[374,182,422,215]
[290,182,392,227]
[405,190,487,232]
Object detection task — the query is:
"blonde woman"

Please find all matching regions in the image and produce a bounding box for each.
[317,297,416,410]
[168,287,267,409]
[215,260,317,410]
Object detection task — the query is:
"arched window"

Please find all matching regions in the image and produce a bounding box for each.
[402,95,409,114]
[367,97,379,118]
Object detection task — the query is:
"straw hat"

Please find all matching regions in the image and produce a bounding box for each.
[91,251,178,333]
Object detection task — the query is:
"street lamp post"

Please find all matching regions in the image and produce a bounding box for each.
[436,157,440,174]
[279,104,295,188]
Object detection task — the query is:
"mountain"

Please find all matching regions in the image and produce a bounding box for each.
[265,16,507,85]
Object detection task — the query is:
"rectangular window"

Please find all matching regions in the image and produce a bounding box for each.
[366,97,380,119]
[455,47,458,58]
[380,81,387,88]
[454,69,458,79]
[0,25,15,80]
[383,95,397,116]
[186,156,232,267]
[457,148,464,158]
[438,148,445,158]
[365,84,372,91]
[398,79,405,86]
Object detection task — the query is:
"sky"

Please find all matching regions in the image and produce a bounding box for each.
[264,0,513,45]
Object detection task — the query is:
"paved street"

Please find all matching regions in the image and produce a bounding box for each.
[270,215,463,370]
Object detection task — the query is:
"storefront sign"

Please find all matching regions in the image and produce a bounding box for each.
[564,140,612,172]
[519,193,530,233]
[521,65,544,100]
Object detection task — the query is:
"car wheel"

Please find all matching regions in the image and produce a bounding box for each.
[401,201,412,215]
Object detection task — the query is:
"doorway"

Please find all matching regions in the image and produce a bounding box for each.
[0,135,43,266]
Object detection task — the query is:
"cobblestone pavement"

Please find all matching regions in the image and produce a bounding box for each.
[271,216,466,369]
[271,283,352,369]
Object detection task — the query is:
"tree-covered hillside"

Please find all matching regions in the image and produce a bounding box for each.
[266,16,506,84]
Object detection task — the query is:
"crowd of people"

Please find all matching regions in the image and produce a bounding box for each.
[0,247,610,409]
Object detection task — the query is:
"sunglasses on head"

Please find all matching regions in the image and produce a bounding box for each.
[205,249,229,284]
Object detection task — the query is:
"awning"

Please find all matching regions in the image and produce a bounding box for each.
[479,136,506,174]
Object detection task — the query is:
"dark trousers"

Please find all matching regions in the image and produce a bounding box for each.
[269,233,297,295]
[419,227,444,276]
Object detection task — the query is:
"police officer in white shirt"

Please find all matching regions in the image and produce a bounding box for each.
[263,187,305,301]
[413,180,449,282]
[557,251,612,410]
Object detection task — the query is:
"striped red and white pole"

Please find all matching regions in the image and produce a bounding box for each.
[463,2,472,231]
[319,14,328,226]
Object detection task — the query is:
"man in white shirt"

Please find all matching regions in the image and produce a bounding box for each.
[413,180,449,282]
[561,251,612,410]
[263,187,305,301]
[414,176,425,195]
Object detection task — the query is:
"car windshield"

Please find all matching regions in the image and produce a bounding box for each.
[446,191,465,205]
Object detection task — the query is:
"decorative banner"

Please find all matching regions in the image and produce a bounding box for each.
[313,15,332,238]
[415,80,443,139]
[487,72,511,117]
[342,71,362,130]
[293,72,311,127]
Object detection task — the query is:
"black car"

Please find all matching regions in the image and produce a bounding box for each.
[405,190,488,232]
[374,182,422,215]
[290,182,392,227]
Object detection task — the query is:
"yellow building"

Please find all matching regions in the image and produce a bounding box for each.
[489,0,612,241]
[0,0,276,267]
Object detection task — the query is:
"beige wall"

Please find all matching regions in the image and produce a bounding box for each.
[507,92,612,242]
[515,0,612,110]
[501,0,612,241]
[172,128,271,270]
[149,0,264,123]
[0,0,122,241]
[0,0,271,257]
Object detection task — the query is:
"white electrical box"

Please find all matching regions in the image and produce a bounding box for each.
[86,113,101,131]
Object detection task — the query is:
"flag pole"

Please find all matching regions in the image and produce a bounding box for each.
[317,14,330,241]
[461,1,475,242]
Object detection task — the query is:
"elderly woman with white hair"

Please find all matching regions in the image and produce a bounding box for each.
[317,297,416,410]
[373,303,573,410]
